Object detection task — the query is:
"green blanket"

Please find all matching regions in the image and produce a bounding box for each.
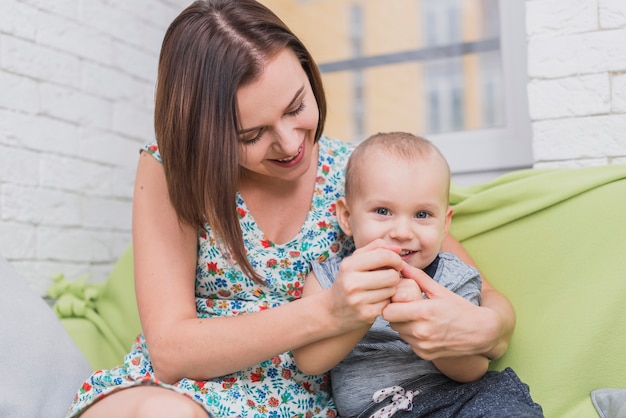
[52,164,626,417]
[450,164,626,417]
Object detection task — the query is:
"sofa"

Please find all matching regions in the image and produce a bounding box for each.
[3,164,626,417]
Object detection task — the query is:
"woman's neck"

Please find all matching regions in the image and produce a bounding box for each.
[238,144,319,244]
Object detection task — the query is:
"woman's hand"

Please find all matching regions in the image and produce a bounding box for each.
[325,239,404,332]
[293,239,403,375]
[382,262,509,361]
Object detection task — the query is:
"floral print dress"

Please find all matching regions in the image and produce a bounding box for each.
[66,136,355,418]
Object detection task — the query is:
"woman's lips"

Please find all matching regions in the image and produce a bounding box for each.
[271,143,305,167]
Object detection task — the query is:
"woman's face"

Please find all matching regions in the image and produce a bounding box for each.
[236,48,319,184]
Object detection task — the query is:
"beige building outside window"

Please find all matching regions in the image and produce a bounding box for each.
[260,0,532,183]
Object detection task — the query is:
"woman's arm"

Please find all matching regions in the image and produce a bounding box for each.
[440,233,515,359]
[133,154,403,383]
[382,233,515,361]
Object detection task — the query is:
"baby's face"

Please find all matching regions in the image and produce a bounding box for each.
[343,153,451,270]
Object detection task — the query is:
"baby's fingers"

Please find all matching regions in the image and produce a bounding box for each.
[391,278,422,303]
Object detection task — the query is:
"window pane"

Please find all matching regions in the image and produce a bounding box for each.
[263,0,505,141]
[261,0,532,180]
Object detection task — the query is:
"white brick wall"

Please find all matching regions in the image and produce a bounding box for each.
[0,0,189,295]
[527,0,626,168]
[2,0,626,295]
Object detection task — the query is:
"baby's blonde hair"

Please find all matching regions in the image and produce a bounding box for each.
[345,131,450,201]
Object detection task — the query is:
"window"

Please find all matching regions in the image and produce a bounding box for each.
[262,0,532,182]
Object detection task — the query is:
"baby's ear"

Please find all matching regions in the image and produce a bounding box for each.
[443,206,453,235]
[336,197,353,236]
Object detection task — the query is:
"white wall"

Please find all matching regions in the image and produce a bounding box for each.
[2,0,626,295]
[0,0,189,295]
[526,0,626,168]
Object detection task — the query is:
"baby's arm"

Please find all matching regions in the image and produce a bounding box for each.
[292,271,370,375]
[433,355,489,382]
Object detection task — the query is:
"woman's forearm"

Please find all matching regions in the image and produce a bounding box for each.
[146,292,346,384]
[441,232,515,359]
[476,281,515,360]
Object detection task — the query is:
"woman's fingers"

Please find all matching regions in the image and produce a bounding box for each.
[384,261,483,359]
[400,262,450,300]
[340,268,399,302]
[383,299,456,359]
[328,242,403,327]
[343,239,403,277]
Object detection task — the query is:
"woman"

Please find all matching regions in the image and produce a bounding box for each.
[68,1,515,417]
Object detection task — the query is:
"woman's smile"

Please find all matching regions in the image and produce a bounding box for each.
[271,142,305,167]
[236,48,319,182]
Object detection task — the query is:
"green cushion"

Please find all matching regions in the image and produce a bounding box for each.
[450,164,626,418]
[52,246,140,370]
[60,317,126,370]
[93,246,141,356]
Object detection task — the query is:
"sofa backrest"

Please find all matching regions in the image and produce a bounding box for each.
[451,164,626,417]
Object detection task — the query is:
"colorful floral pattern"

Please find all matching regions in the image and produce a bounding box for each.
[66,136,355,417]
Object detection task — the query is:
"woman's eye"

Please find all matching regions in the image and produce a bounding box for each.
[239,128,264,145]
[375,208,390,216]
[415,211,430,219]
[286,101,306,117]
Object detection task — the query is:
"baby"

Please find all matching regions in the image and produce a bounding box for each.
[293,131,487,417]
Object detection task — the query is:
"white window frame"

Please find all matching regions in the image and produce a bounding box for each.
[429,0,532,179]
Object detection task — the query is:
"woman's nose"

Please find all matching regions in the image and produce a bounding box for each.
[271,122,300,155]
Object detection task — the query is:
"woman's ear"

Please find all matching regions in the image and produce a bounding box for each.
[336,197,353,237]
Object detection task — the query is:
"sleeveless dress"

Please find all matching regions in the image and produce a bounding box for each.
[66,136,355,417]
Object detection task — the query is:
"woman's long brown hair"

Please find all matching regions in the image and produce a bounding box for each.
[154,0,327,283]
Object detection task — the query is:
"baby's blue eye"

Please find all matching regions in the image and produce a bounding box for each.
[375,208,390,216]
[415,211,429,219]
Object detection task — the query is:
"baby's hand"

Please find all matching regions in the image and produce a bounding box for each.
[391,277,422,303]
